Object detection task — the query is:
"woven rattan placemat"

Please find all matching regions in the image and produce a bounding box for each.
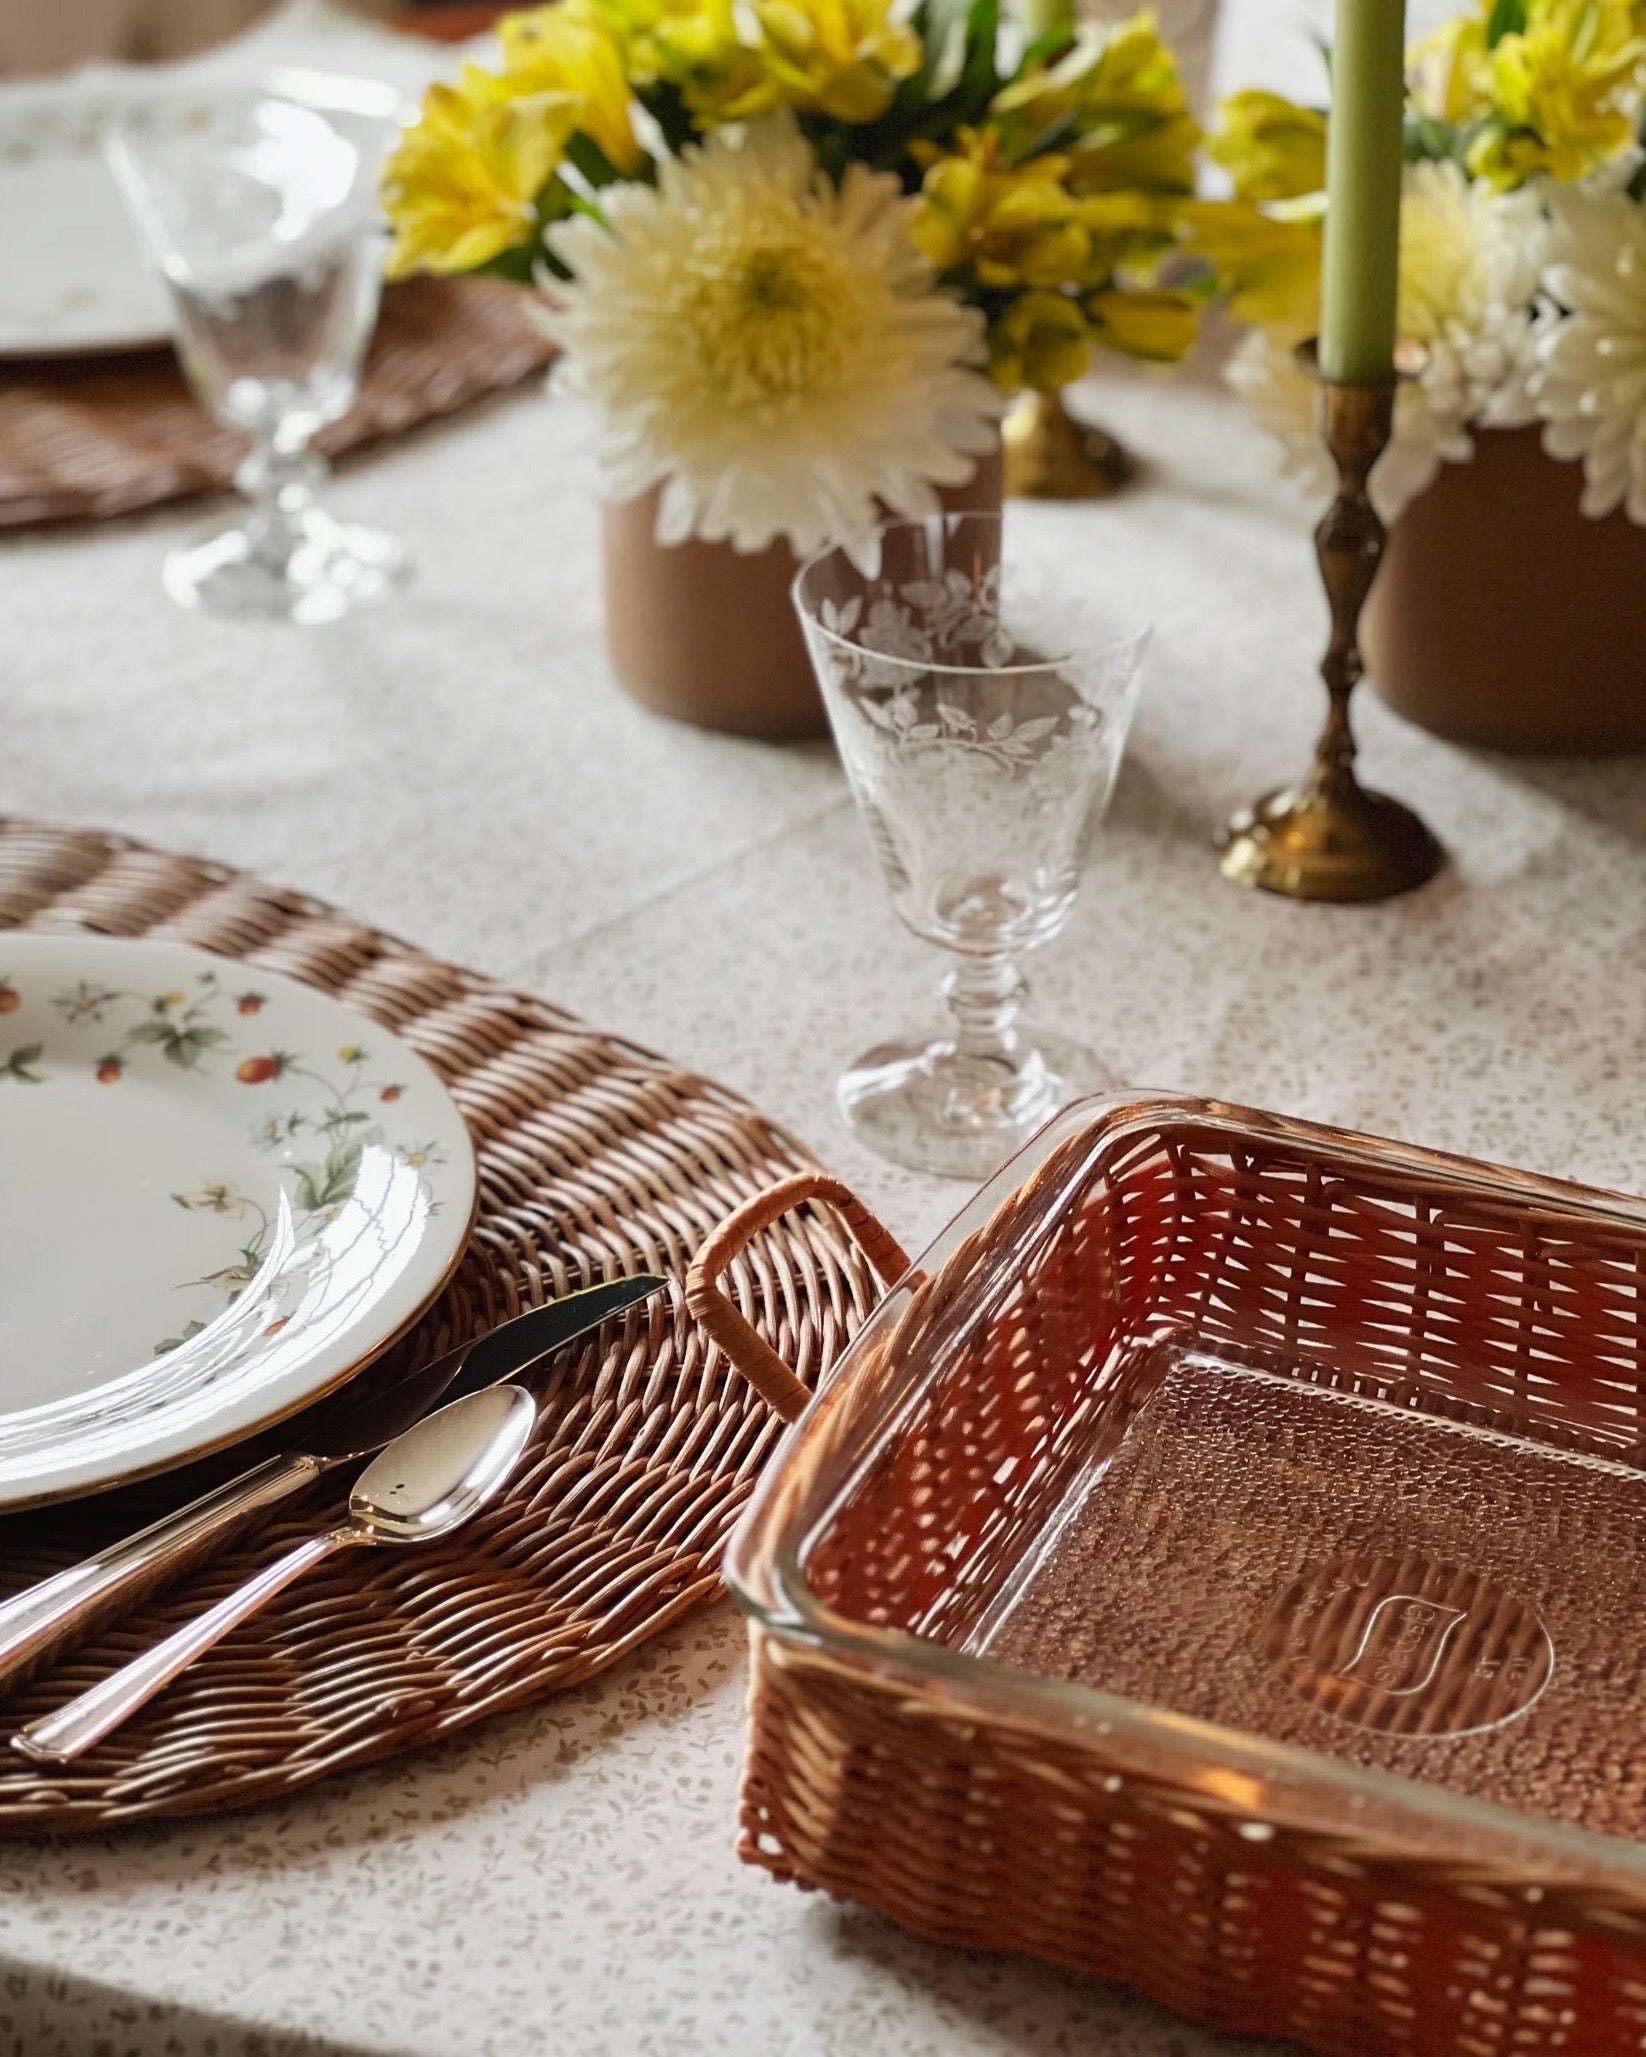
[0,278,554,530]
[0,817,876,1832]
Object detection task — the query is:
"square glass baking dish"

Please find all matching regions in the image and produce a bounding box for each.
[704,1095,1646,2055]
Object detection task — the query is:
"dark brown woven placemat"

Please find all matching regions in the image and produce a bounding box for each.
[0,277,554,530]
[0,817,876,1831]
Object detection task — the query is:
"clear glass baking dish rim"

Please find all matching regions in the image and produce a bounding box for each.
[723,1089,1646,1898]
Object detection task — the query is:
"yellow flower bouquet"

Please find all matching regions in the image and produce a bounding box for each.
[383,0,1270,559]
[1218,0,1646,527]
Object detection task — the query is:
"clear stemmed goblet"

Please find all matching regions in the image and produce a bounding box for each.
[107,81,410,624]
[794,512,1150,1179]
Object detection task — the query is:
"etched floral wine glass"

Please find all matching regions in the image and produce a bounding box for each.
[107,79,409,624]
[794,512,1150,1178]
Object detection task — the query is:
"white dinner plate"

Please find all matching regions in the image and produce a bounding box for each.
[0,934,477,1507]
[0,85,172,356]
[0,0,473,357]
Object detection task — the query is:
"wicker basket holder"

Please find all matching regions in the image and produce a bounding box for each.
[691,1099,1646,2057]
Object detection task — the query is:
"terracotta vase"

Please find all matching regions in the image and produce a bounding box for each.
[1362,425,1646,755]
[601,444,1006,739]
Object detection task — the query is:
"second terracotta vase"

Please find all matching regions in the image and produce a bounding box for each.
[601,446,1006,739]
[1363,426,1646,755]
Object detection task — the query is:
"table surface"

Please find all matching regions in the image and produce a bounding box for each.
[2,93,1641,2056]
[6,358,1645,2057]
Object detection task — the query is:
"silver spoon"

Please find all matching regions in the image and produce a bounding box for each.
[12,1385,537,1767]
[0,1275,663,1698]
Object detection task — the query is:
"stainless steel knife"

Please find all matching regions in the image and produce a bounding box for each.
[0,1274,667,1698]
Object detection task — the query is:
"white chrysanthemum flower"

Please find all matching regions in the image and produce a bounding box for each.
[1401,160,1547,435]
[1225,328,1468,523]
[1226,328,1332,498]
[539,112,1004,558]
[1535,183,1646,521]
[1228,159,1547,523]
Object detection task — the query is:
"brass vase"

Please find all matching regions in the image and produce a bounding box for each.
[1002,391,1135,500]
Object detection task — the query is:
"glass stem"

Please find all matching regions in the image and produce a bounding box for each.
[941,951,1027,1070]
[235,434,326,569]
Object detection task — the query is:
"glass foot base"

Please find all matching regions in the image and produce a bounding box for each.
[163,511,410,625]
[838,1025,1115,1180]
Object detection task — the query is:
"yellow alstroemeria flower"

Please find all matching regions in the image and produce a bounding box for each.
[1467,0,1646,187]
[566,0,765,113]
[498,5,646,174]
[1408,11,1491,125]
[908,151,984,271]
[1086,284,1201,361]
[754,0,922,119]
[1063,112,1200,193]
[1178,197,1321,330]
[1209,89,1327,202]
[382,66,574,280]
[687,0,920,122]
[991,9,1198,191]
[912,133,1094,287]
[994,10,1185,130]
[1078,187,1183,275]
[988,290,1092,390]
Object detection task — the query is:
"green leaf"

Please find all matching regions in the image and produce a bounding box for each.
[855,0,1003,175]
[292,1140,363,1213]
[318,1109,370,1134]
[1017,25,1071,69]
[954,0,1004,113]
[561,188,612,230]
[1404,111,1460,163]
[324,1139,364,1192]
[196,1264,256,1293]
[154,1319,208,1357]
[918,0,979,87]
[1485,0,1528,46]
[162,1026,224,1069]
[125,1018,173,1044]
[638,80,697,157]
[565,133,621,188]
[2,1043,44,1082]
[476,242,540,285]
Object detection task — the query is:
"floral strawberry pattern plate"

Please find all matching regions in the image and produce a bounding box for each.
[0,935,476,1508]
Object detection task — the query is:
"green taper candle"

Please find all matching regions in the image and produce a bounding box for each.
[1320,0,1406,384]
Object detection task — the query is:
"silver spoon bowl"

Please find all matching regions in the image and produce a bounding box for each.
[13,1385,537,1766]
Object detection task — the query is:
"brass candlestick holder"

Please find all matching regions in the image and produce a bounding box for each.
[1003,390,1136,499]
[1219,344,1443,902]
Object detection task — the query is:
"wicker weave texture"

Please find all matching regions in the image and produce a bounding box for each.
[734,1111,1646,2056]
[745,1640,1643,2057]
[0,278,554,529]
[0,816,877,1832]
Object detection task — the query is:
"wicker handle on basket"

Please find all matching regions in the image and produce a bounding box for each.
[686,1173,912,1423]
